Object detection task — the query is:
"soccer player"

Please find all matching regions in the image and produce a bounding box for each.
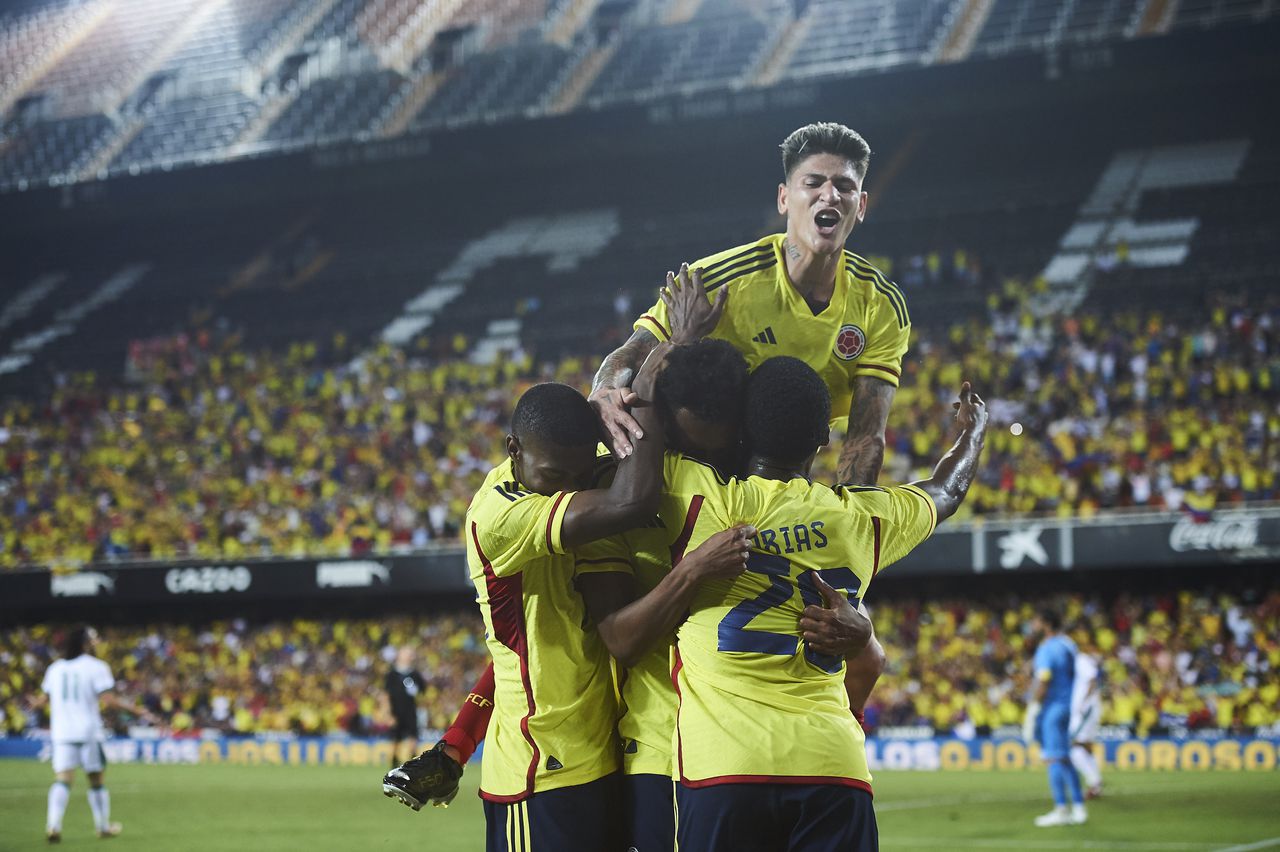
[1024,610,1087,827]
[592,121,906,486]
[384,646,425,768]
[384,350,747,851]
[580,341,874,852]
[667,357,987,851]
[32,626,153,842]
[1070,634,1104,799]
[592,120,908,715]
[413,341,882,852]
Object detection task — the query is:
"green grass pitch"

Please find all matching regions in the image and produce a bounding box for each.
[2,760,1278,851]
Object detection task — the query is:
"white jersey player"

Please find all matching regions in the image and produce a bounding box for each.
[33,626,151,842]
[1069,643,1104,798]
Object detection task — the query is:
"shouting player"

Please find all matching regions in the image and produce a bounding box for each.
[665,359,987,851]
[592,121,908,717]
[1024,609,1088,826]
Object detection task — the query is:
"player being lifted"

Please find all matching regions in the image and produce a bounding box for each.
[382,347,753,852]
[31,626,156,843]
[592,120,909,717]
[664,358,987,850]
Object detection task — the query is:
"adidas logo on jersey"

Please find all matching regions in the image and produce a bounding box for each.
[753,327,778,344]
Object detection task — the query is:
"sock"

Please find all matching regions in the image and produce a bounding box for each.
[1071,744,1102,788]
[47,782,69,832]
[1064,759,1084,804]
[1047,761,1068,807]
[88,786,110,831]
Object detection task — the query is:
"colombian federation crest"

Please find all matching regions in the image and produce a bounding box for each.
[834,324,866,361]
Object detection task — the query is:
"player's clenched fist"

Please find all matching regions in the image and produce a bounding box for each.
[678,525,757,583]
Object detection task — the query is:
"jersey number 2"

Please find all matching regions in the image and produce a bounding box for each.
[716,552,862,673]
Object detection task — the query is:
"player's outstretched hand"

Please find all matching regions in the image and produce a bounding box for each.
[662,263,727,345]
[589,384,643,458]
[679,525,756,583]
[951,381,989,434]
[800,574,873,657]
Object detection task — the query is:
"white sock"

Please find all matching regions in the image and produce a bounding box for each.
[47,782,69,831]
[88,786,110,831]
[1071,745,1102,788]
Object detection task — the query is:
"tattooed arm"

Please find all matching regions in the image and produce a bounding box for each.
[589,327,660,458]
[836,375,897,485]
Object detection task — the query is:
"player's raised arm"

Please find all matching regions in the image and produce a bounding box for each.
[910,381,988,522]
[837,375,896,485]
[562,344,671,549]
[590,327,659,458]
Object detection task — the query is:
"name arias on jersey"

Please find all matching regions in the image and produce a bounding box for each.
[834,324,866,361]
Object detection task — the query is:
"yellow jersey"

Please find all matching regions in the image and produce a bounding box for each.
[465,458,629,801]
[607,479,729,778]
[665,454,937,791]
[634,234,911,423]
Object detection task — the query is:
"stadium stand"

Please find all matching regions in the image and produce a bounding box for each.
[971,0,1146,56]
[778,0,960,81]
[1,614,489,736]
[408,41,574,130]
[3,588,1276,737]
[108,90,259,173]
[0,282,1274,568]
[865,586,1280,735]
[583,0,774,105]
[260,69,405,146]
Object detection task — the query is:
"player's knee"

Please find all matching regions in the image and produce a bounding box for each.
[88,772,104,787]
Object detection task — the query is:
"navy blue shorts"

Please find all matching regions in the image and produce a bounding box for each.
[676,782,878,852]
[623,773,674,852]
[484,773,622,852]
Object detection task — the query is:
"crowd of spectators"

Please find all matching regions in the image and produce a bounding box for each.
[4,587,1276,739]
[866,586,1280,737]
[0,288,1277,568]
[0,613,488,738]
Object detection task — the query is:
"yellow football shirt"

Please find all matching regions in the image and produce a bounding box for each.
[604,474,731,778]
[634,234,911,423]
[664,454,937,791]
[466,458,629,801]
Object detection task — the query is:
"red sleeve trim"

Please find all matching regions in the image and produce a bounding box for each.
[855,363,901,380]
[679,775,873,797]
[545,492,568,553]
[870,516,882,577]
[668,495,705,565]
[638,313,671,341]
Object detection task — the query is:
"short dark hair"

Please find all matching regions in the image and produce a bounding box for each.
[511,383,599,447]
[743,356,830,465]
[657,339,748,425]
[1039,609,1063,631]
[63,625,91,659]
[780,122,871,181]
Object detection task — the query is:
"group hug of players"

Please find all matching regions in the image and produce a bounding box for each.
[380,122,990,852]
